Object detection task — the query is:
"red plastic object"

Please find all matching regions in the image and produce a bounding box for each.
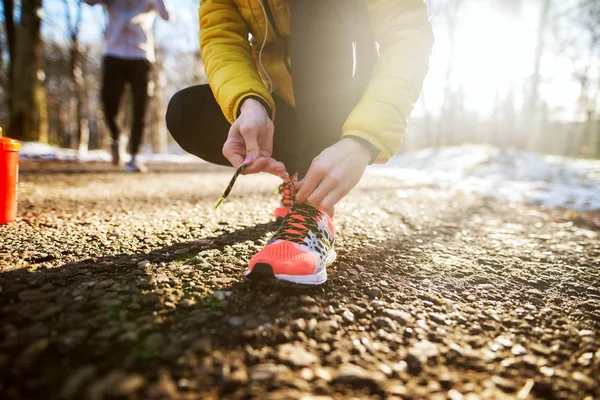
[0,127,21,224]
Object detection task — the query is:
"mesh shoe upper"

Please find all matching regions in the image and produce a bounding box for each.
[250,202,335,276]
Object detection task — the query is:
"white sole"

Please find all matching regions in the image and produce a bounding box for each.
[246,248,336,286]
[124,166,147,173]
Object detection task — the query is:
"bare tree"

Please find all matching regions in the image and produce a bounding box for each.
[526,0,551,151]
[2,0,16,103]
[148,45,168,154]
[63,0,89,151]
[555,0,600,157]
[9,0,45,141]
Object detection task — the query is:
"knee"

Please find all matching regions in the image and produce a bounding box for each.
[166,90,184,141]
[166,89,199,155]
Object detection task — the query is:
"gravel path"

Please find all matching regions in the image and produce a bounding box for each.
[1,164,598,399]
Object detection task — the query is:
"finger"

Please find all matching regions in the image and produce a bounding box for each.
[319,188,344,218]
[306,177,337,209]
[263,159,289,180]
[292,179,303,191]
[242,156,270,174]
[223,126,245,168]
[223,146,245,169]
[258,121,275,155]
[295,162,326,204]
[239,125,262,164]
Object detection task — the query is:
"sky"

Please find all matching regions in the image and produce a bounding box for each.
[35,0,600,122]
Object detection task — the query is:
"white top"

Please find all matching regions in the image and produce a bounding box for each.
[83,0,171,63]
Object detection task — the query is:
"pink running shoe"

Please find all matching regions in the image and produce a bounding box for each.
[247,202,336,285]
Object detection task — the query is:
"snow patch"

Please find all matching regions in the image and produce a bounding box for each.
[19,142,201,163]
[369,146,600,211]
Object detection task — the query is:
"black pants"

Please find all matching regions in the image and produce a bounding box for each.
[101,55,151,156]
[166,1,377,176]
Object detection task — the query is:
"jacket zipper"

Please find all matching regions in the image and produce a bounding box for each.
[262,0,291,74]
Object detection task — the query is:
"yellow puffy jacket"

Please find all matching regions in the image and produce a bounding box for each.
[199,0,433,162]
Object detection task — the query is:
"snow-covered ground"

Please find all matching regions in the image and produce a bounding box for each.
[19,142,201,164]
[369,146,600,211]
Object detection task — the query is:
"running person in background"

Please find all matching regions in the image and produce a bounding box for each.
[83,0,172,172]
[167,0,433,284]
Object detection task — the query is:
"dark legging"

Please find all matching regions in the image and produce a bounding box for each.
[101,55,151,156]
[166,0,377,177]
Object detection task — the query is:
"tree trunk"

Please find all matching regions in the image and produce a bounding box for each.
[36,74,49,143]
[9,0,43,141]
[149,50,168,154]
[2,0,15,106]
[439,0,463,147]
[72,44,90,152]
[526,0,551,151]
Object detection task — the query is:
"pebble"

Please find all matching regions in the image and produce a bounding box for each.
[530,343,552,356]
[405,353,423,375]
[314,367,333,382]
[333,364,386,387]
[366,287,382,299]
[20,338,49,362]
[300,295,316,305]
[341,310,355,323]
[138,260,150,267]
[577,352,593,366]
[511,344,527,356]
[291,318,308,333]
[372,317,396,331]
[317,319,339,333]
[384,381,407,396]
[409,340,439,361]
[491,375,518,391]
[249,363,292,382]
[383,309,414,325]
[448,389,465,400]
[60,366,97,399]
[146,372,179,398]
[571,372,597,390]
[371,300,386,309]
[429,312,451,325]
[299,368,314,381]
[87,370,145,398]
[277,343,318,367]
[179,298,196,308]
[113,374,146,396]
[229,317,244,326]
[96,279,115,290]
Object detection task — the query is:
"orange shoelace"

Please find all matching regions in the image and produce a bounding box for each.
[277,181,295,207]
[271,203,322,244]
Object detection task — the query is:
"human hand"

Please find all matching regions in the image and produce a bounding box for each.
[222,98,288,180]
[295,137,372,217]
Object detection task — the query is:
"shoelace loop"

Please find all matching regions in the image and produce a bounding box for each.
[272,203,322,244]
[277,181,295,207]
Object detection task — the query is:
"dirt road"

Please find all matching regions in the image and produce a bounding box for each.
[1,164,598,399]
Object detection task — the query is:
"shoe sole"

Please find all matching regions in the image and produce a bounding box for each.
[124,166,148,173]
[246,249,336,285]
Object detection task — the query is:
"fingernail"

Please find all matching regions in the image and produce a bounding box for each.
[243,155,255,165]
